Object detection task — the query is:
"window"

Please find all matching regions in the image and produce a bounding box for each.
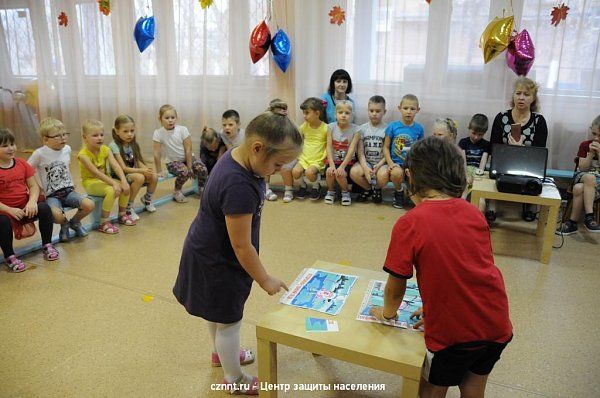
[134,0,157,76]
[76,1,116,75]
[522,0,600,93]
[0,8,36,76]
[448,0,489,67]
[44,0,65,75]
[249,0,269,77]
[174,0,229,75]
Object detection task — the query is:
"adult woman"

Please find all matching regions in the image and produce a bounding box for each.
[320,69,356,123]
[489,77,548,222]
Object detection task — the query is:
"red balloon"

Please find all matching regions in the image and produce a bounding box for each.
[249,20,271,64]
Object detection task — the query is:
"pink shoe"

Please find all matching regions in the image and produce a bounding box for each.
[5,255,26,272]
[42,244,59,261]
[211,348,255,367]
[222,375,259,395]
[119,213,136,226]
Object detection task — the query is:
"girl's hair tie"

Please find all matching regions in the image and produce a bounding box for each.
[320,99,328,108]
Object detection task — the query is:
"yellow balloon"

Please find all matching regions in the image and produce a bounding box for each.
[480,16,514,64]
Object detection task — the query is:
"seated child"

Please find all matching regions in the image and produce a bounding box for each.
[350,95,388,204]
[110,114,158,221]
[152,104,207,203]
[289,97,328,202]
[458,114,491,214]
[432,118,458,143]
[370,136,512,398]
[199,127,226,175]
[560,114,600,234]
[78,119,135,233]
[28,118,95,242]
[0,128,59,272]
[264,99,295,202]
[220,109,245,150]
[324,100,360,206]
[383,94,424,209]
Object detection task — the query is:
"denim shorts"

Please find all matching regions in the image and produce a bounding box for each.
[573,171,600,201]
[46,189,86,211]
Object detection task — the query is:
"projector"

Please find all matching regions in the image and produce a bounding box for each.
[496,174,543,196]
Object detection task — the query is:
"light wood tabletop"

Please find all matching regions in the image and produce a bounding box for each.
[256,260,426,397]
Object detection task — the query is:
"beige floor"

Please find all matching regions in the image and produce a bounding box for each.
[1,171,600,397]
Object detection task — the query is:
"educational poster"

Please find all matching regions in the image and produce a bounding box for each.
[280,268,358,315]
[356,280,423,330]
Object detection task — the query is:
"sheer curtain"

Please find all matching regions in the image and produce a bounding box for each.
[1,0,599,168]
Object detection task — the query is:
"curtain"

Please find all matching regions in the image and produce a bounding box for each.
[0,0,599,169]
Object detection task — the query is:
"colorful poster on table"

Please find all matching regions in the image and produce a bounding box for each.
[280,268,358,315]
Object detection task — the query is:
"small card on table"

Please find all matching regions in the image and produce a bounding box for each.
[305,317,339,332]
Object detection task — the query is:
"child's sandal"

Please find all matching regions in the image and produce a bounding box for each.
[99,221,119,234]
[222,375,259,395]
[5,255,26,273]
[42,244,60,261]
[119,213,136,226]
[211,348,255,367]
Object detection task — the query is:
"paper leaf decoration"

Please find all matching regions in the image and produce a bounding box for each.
[329,6,345,26]
[551,3,569,26]
[426,0,431,3]
[58,12,68,27]
[98,0,111,16]
[200,0,214,10]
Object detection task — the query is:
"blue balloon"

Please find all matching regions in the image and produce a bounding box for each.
[271,29,292,72]
[134,16,155,53]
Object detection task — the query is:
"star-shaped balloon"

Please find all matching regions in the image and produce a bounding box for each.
[134,16,155,53]
[58,12,68,27]
[329,6,346,26]
[98,0,111,16]
[200,0,214,10]
[551,3,569,26]
[480,16,514,64]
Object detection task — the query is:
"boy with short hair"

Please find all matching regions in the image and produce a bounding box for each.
[220,109,245,149]
[458,114,491,174]
[383,94,424,208]
[28,118,95,241]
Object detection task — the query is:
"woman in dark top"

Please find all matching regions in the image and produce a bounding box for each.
[489,77,548,222]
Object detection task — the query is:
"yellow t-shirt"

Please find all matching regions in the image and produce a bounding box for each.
[298,121,327,170]
[78,145,111,182]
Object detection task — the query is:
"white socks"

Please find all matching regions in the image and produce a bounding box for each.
[208,321,243,382]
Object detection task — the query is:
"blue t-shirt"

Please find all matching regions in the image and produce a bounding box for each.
[385,121,424,166]
[172,150,265,323]
[320,93,356,124]
[458,137,491,167]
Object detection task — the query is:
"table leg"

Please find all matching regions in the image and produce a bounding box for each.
[400,377,419,398]
[537,205,549,237]
[470,192,482,206]
[540,205,559,264]
[258,338,277,398]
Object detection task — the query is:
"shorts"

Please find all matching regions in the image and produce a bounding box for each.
[573,171,600,201]
[46,188,85,211]
[422,339,511,387]
[298,158,325,173]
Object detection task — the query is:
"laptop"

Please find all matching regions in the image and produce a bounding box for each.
[489,144,548,180]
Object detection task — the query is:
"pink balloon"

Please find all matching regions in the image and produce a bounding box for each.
[506,29,535,76]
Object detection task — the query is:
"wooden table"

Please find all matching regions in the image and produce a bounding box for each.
[470,176,562,264]
[256,261,426,397]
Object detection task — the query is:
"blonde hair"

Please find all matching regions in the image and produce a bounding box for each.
[433,118,458,142]
[159,104,177,119]
[38,117,65,139]
[400,94,419,108]
[511,77,539,112]
[335,100,353,113]
[82,119,103,136]
[201,127,219,145]
[591,115,600,130]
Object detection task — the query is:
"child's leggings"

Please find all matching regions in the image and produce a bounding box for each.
[166,157,207,191]
[207,320,242,382]
[82,179,129,213]
[0,202,53,258]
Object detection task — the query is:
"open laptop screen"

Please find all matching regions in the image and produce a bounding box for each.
[489,144,548,180]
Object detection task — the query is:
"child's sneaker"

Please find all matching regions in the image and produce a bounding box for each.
[70,220,89,237]
[324,191,335,205]
[584,214,600,232]
[296,186,308,199]
[309,187,320,201]
[128,207,140,221]
[211,348,255,367]
[356,189,372,202]
[59,222,71,242]
[5,255,26,272]
[141,196,157,212]
[559,219,578,235]
[173,191,188,203]
[222,374,259,395]
[42,243,59,261]
[265,188,278,201]
[341,191,351,206]
[372,188,383,204]
[282,190,293,203]
[393,190,405,209]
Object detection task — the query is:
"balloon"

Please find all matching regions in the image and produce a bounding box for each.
[271,29,292,72]
[249,20,271,64]
[480,16,514,63]
[134,16,155,53]
[506,29,535,76]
